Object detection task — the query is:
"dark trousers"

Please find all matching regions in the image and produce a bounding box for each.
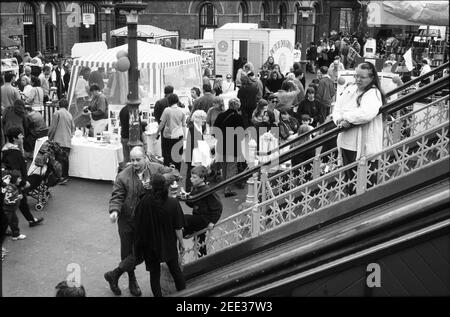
[149,258,185,297]
[184,214,209,257]
[61,147,71,178]
[1,208,8,246]
[185,162,193,192]
[118,230,138,272]
[4,209,20,237]
[341,148,378,195]
[19,194,35,222]
[162,136,183,171]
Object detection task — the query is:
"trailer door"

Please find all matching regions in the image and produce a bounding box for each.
[248,42,264,70]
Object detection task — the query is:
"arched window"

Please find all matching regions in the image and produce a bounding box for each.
[238,2,248,23]
[278,4,287,29]
[79,2,98,42]
[199,2,217,38]
[260,3,267,21]
[44,3,57,52]
[45,23,57,51]
[23,3,37,55]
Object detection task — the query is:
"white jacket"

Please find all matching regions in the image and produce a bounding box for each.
[333,84,383,159]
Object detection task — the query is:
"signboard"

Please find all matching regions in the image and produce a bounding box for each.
[1,58,19,77]
[82,13,95,25]
[269,38,294,75]
[200,48,215,76]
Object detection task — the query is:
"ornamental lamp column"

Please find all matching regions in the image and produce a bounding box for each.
[116,1,147,147]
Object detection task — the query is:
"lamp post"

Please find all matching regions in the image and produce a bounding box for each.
[115,1,147,147]
[100,1,115,48]
[298,7,312,74]
[358,0,370,38]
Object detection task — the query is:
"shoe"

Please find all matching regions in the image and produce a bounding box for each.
[224,191,237,198]
[12,234,27,240]
[58,178,68,185]
[129,278,142,297]
[29,217,44,227]
[104,271,122,295]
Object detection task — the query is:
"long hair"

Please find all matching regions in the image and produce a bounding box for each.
[150,174,168,203]
[356,62,386,107]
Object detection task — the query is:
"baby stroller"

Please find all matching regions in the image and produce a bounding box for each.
[27,139,66,211]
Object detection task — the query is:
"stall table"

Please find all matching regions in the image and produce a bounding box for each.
[34,136,123,181]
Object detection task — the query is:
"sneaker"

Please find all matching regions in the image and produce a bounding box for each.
[29,217,44,227]
[12,234,27,240]
[224,191,237,198]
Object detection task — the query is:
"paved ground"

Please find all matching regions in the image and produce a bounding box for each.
[1,173,247,297]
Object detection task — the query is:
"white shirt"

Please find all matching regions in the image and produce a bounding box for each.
[333,84,383,159]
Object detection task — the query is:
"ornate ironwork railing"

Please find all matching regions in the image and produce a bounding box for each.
[182,120,449,263]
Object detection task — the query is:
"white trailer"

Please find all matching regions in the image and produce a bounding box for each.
[213,24,295,77]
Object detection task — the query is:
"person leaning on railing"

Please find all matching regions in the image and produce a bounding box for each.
[332,61,386,195]
[183,165,223,258]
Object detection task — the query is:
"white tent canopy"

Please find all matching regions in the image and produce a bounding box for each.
[110,25,179,39]
[72,40,201,70]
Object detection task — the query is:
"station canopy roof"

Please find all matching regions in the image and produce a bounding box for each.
[367,1,449,26]
[110,25,178,39]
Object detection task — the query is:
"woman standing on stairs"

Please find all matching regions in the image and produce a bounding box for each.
[332,62,386,194]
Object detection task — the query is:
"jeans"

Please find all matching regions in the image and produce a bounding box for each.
[161,136,183,171]
[61,147,71,178]
[121,138,131,163]
[4,209,20,237]
[118,230,140,272]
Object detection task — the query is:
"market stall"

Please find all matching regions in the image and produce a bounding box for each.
[67,40,202,134]
[35,136,123,182]
[111,25,179,49]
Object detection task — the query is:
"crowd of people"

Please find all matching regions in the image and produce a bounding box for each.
[1,50,76,261]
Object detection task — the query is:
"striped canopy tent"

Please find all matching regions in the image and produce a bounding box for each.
[67,41,202,110]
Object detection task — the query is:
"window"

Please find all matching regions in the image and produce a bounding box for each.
[260,3,267,21]
[23,2,35,25]
[45,23,56,51]
[199,2,217,38]
[278,4,287,29]
[339,8,353,35]
[238,2,248,23]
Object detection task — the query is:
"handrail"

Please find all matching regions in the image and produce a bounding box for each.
[187,75,449,202]
[263,61,450,156]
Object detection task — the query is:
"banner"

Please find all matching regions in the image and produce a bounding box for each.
[403,48,413,71]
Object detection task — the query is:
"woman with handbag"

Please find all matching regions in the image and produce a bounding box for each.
[25,76,44,113]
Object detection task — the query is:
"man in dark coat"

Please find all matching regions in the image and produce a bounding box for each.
[153,85,173,124]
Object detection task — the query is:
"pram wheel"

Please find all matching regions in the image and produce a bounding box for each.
[35,203,44,211]
[44,190,51,198]
[41,197,48,204]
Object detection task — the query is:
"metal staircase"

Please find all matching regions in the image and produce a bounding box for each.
[175,66,449,296]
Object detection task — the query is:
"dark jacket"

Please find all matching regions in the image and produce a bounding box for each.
[1,143,27,187]
[134,192,185,266]
[153,97,169,124]
[88,93,108,120]
[213,109,244,160]
[192,92,215,114]
[297,99,326,127]
[186,184,222,224]
[2,104,29,136]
